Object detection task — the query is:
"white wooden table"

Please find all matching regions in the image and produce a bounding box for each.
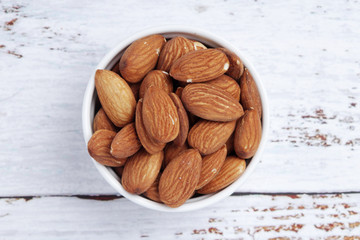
[1,0,359,239]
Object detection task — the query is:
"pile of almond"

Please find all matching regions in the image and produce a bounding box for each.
[87,34,262,208]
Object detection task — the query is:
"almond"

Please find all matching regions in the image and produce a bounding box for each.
[225,132,235,155]
[87,129,127,167]
[95,70,136,127]
[174,87,184,98]
[142,86,179,143]
[217,48,244,80]
[163,142,188,168]
[159,149,202,208]
[191,40,207,50]
[110,123,141,158]
[144,175,161,203]
[93,108,117,132]
[139,70,173,99]
[170,49,230,83]
[197,156,246,194]
[181,83,244,122]
[135,100,165,154]
[128,82,141,101]
[206,75,241,101]
[240,69,262,118]
[188,120,236,155]
[157,36,195,72]
[111,61,120,74]
[119,34,166,83]
[234,109,262,159]
[122,149,163,194]
[169,93,189,146]
[113,167,123,178]
[196,145,227,190]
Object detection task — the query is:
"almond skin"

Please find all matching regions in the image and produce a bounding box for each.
[135,100,165,154]
[188,120,236,155]
[87,129,127,167]
[170,49,230,83]
[197,156,246,194]
[111,61,120,74]
[163,142,188,168]
[225,132,235,155]
[240,69,262,118]
[206,75,241,101]
[196,145,227,190]
[234,109,262,159]
[95,70,136,127]
[128,82,141,101]
[139,70,173,99]
[217,48,244,80]
[119,34,166,83]
[144,175,162,203]
[159,149,202,208]
[113,167,123,178]
[122,149,163,194]
[191,40,207,50]
[175,87,184,98]
[169,93,189,146]
[181,83,244,122]
[142,86,179,143]
[93,108,117,132]
[157,36,195,72]
[110,123,141,158]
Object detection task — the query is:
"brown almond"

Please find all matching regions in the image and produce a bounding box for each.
[128,82,141,101]
[169,93,189,146]
[163,142,188,168]
[93,108,117,132]
[206,75,241,101]
[87,129,127,167]
[139,70,173,99]
[111,61,120,74]
[225,132,235,155]
[197,156,246,194]
[191,40,207,50]
[95,70,136,127]
[196,145,227,190]
[234,109,262,159]
[110,123,141,158]
[142,86,179,143]
[217,48,244,80]
[240,69,262,118]
[135,100,165,154]
[144,175,162,203]
[188,120,236,155]
[113,167,123,178]
[170,49,230,83]
[159,149,202,208]
[175,87,184,98]
[122,149,163,194]
[119,34,166,83]
[157,36,195,72]
[182,83,244,122]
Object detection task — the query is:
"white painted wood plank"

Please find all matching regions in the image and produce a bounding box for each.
[0,0,359,195]
[1,194,360,239]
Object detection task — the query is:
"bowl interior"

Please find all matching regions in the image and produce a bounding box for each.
[82,26,269,212]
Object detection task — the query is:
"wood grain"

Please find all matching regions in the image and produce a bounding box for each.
[0,194,359,239]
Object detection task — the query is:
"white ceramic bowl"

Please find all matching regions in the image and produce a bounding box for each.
[82,26,269,212]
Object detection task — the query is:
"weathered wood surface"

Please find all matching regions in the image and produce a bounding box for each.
[1,194,360,239]
[0,0,359,196]
[0,0,360,238]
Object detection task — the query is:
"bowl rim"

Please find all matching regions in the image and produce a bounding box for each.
[82,25,269,212]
